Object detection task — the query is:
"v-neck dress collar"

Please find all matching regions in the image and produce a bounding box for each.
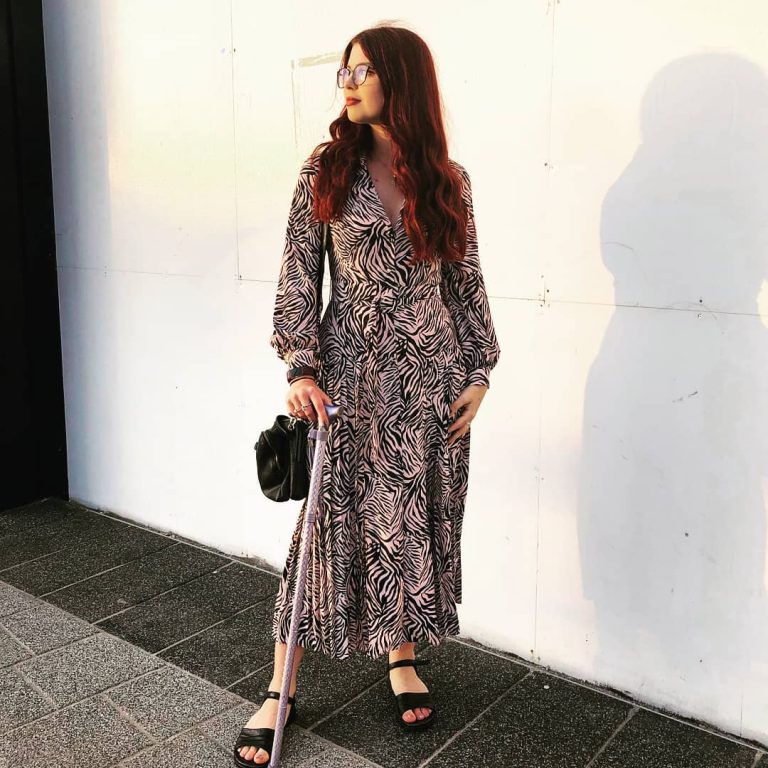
[359,154,405,230]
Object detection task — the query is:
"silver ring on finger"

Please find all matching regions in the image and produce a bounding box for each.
[300,403,312,410]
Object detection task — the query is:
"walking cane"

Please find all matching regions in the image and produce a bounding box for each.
[269,401,344,768]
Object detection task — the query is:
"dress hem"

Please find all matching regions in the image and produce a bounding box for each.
[269,622,461,661]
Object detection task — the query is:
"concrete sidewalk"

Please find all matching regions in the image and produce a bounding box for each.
[0,498,764,767]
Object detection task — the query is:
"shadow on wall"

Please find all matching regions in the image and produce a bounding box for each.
[577,53,768,714]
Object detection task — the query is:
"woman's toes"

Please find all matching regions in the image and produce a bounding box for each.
[254,748,270,763]
[402,706,433,722]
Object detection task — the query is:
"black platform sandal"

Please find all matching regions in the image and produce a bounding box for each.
[233,689,297,767]
[387,658,437,730]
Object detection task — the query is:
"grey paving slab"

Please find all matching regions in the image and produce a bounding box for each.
[15,631,163,707]
[0,599,97,654]
[592,707,759,768]
[0,667,56,732]
[296,747,385,768]
[196,700,371,767]
[193,699,252,744]
[118,727,231,767]
[0,694,154,768]
[0,509,120,571]
[0,583,39,617]
[230,636,408,729]
[105,663,242,740]
[96,562,278,653]
[44,541,230,622]
[311,638,529,768]
[0,628,32,667]
[0,497,76,536]
[423,669,631,768]
[158,598,276,688]
[1,522,177,596]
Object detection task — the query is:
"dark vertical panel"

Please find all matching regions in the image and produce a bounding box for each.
[0,0,67,509]
[0,0,33,505]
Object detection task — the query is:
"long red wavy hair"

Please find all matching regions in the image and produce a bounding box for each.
[311,25,468,265]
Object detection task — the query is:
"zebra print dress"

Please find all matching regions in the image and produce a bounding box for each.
[269,151,500,660]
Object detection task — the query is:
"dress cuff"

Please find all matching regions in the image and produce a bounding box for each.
[285,348,320,371]
[465,367,491,389]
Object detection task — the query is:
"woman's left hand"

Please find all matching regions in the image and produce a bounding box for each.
[447,384,488,446]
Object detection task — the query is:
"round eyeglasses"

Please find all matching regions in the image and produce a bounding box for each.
[337,63,374,89]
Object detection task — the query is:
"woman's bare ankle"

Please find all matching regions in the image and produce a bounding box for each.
[269,642,304,695]
[388,641,416,662]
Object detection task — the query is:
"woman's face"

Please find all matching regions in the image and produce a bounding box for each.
[342,42,385,125]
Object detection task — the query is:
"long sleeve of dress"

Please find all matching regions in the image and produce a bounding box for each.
[269,155,324,371]
[440,164,501,389]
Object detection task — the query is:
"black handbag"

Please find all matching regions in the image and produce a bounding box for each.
[254,221,329,502]
[255,414,312,502]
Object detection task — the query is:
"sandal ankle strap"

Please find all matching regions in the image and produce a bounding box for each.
[262,689,296,706]
[387,658,430,671]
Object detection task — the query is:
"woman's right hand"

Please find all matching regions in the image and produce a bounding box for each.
[287,378,332,428]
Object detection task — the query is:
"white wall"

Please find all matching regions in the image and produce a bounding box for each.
[42,0,768,747]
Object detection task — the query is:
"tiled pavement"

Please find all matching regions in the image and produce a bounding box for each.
[0,498,765,768]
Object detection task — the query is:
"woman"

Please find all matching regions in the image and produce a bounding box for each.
[235,24,500,766]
